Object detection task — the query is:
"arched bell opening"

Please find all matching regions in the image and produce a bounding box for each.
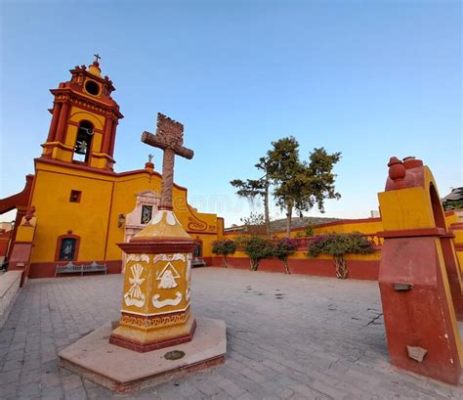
[73,120,94,163]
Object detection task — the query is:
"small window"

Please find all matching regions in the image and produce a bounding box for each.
[85,80,100,96]
[59,238,77,261]
[141,205,153,224]
[70,190,81,203]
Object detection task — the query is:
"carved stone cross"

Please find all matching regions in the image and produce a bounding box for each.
[141,113,194,209]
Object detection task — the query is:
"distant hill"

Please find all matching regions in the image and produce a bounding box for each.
[225,216,339,234]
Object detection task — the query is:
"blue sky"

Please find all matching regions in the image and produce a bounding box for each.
[0,0,461,226]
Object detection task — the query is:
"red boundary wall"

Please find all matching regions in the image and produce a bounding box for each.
[209,257,379,280]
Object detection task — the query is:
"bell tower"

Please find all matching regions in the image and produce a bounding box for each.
[41,56,123,170]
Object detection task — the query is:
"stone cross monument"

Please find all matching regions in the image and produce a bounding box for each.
[110,113,197,352]
[141,113,193,209]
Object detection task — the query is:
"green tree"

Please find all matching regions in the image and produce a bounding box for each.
[308,232,374,279]
[237,236,274,271]
[230,156,271,235]
[212,240,237,268]
[266,137,341,236]
[273,237,298,274]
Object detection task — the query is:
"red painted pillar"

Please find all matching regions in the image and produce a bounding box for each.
[55,102,70,143]
[102,117,113,154]
[47,102,62,142]
[108,120,117,157]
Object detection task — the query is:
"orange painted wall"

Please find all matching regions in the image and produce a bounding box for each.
[28,158,222,277]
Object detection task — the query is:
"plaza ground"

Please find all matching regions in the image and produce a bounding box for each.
[0,268,462,400]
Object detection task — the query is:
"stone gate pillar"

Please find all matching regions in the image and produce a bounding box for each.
[378,156,463,384]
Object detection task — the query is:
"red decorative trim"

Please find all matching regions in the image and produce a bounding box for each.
[0,175,34,214]
[450,223,463,230]
[90,152,115,161]
[109,319,196,353]
[379,227,449,239]
[41,141,74,151]
[119,239,195,254]
[51,87,123,119]
[186,230,217,236]
[313,217,382,230]
[55,234,81,261]
[68,120,104,134]
[456,244,463,251]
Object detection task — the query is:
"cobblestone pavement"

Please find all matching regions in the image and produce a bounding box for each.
[1,268,462,400]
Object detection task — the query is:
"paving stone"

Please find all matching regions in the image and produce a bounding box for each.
[41,385,65,400]
[0,269,462,399]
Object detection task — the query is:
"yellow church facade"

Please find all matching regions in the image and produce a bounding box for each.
[1,59,223,279]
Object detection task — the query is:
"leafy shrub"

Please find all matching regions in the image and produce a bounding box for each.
[308,232,374,279]
[273,237,298,274]
[304,224,314,237]
[239,236,274,271]
[212,240,237,268]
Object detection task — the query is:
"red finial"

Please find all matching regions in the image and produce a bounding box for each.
[388,157,406,181]
[145,154,154,171]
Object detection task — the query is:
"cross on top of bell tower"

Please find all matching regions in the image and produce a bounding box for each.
[93,53,101,64]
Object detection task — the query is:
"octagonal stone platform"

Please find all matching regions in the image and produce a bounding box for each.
[58,318,226,392]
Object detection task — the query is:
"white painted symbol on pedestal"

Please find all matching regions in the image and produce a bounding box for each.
[156,262,180,289]
[124,263,145,307]
[127,254,150,263]
[152,292,183,308]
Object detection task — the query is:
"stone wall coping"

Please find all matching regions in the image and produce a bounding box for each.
[0,271,22,299]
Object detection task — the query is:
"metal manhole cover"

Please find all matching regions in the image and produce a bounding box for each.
[164,350,185,360]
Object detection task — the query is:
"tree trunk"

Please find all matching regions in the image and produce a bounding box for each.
[283,260,291,274]
[264,178,270,236]
[250,259,259,271]
[223,255,229,268]
[334,256,348,279]
[286,204,293,237]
